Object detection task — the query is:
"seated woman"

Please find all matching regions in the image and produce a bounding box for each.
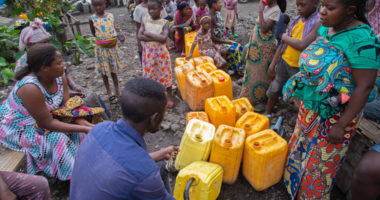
[207,0,243,73]
[0,44,93,181]
[16,18,110,119]
[170,1,195,56]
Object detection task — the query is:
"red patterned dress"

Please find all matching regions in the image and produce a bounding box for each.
[141,17,172,88]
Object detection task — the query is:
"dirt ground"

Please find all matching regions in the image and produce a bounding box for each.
[0,0,346,199]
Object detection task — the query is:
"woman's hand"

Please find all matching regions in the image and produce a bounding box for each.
[327,124,345,144]
[75,118,94,128]
[259,0,264,13]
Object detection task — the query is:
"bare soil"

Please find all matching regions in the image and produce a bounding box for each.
[0,0,346,199]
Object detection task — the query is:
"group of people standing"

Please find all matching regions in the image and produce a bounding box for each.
[0,0,379,199]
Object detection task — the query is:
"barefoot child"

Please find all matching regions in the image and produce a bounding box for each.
[187,15,227,69]
[90,0,124,104]
[138,0,175,107]
[224,0,238,37]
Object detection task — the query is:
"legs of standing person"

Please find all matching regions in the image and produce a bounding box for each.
[102,74,112,96]
[352,143,380,200]
[166,86,174,108]
[111,72,120,97]
[0,171,51,200]
[156,160,171,194]
[265,58,298,114]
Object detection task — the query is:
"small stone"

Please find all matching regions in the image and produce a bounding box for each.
[161,123,170,130]
[170,124,180,132]
[155,145,159,149]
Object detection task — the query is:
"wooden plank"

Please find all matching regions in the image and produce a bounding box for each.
[0,147,25,172]
[357,118,380,143]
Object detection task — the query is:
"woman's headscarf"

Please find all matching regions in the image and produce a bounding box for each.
[19,18,51,50]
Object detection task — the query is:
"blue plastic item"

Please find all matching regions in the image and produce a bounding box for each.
[270,116,285,137]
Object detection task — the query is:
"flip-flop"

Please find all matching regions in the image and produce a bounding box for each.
[167,101,174,108]
[180,52,186,57]
[233,34,239,38]
[109,95,119,104]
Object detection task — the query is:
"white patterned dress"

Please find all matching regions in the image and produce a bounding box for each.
[0,76,86,180]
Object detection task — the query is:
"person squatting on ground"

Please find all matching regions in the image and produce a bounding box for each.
[0,44,95,181]
[90,0,125,104]
[0,171,51,200]
[207,0,243,73]
[138,0,175,108]
[224,0,238,37]
[239,0,284,110]
[281,0,380,198]
[264,0,320,114]
[186,15,227,69]
[70,77,179,200]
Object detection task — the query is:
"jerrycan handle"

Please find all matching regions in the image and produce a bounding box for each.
[253,135,277,150]
[193,125,203,142]
[194,71,208,86]
[215,98,227,111]
[240,103,248,113]
[223,129,233,147]
[184,178,195,200]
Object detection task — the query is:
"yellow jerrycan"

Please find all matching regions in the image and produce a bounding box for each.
[193,56,214,67]
[173,161,223,200]
[175,57,195,67]
[242,129,287,191]
[196,63,217,74]
[209,70,233,100]
[185,31,201,57]
[186,112,209,125]
[235,111,269,137]
[205,95,236,128]
[209,125,245,184]
[175,119,216,170]
[185,70,214,111]
[232,97,254,120]
[175,63,195,100]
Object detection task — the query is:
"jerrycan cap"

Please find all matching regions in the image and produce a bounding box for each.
[241,107,247,112]
[223,138,232,147]
[194,133,203,142]
[218,77,225,82]
[244,124,251,130]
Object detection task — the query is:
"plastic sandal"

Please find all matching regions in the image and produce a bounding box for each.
[167,101,174,108]
[109,95,119,104]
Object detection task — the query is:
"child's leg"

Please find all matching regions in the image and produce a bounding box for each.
[166,86,174,107]
[102,75,112,95]
[232,26,235,35]
[110,73,120,97]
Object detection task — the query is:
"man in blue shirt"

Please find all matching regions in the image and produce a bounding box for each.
[70,78,178,200]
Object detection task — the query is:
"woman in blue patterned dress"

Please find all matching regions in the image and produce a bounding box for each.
[0,44,92,180]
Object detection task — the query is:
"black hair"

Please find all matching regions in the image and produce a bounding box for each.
[120,78,167,123]
[177,1,189,10]
[148,0,163,6]
[15,43,58,81]
[207,0,217,8]
[198,0,207,3]
[277,0,287,13]
[343,0,369,24]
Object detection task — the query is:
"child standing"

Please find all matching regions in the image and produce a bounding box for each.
[195,0,209,24]
[224,0,238,37]
[138,0,174,107]
[264,0,320,114]
[90,0,124,104]
[164,0,177,21]
[187,15,226,69]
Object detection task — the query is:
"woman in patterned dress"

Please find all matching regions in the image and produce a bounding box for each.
[0,44,92,180]
[239,0,283,109]
[282,0,380,198]
[138,0,174,107]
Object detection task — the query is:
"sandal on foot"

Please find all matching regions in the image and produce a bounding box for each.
[233,34,239,38]
[109,95,119,104]
[180,52,186,57]
[167,101,174,108]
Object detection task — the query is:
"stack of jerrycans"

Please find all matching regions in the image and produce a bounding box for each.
[175,57,194,67]
[175,119,215,170]
[175,63,195,100]
[193,56,214,67]
[185,31,200,57]
[174,161,223,200]
[185,70,213,110]
[186,112,209,125]
[205,95,236,128]
[209,70,233,100]
[196,63,217,74]
[243,129,287,191]
[209,125,245,184]
[235,111,269,137]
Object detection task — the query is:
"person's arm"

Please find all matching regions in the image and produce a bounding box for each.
[327,68,377,144]
[17,83,91,133]
[281,22,321,50]
[137,22,154,42]
[258,1,276,33]
[0,173,16,200]
[267,43,283,79]
[143,22,169,43]
[89,18,96,37]
[186,41,196,59]
[149,146,179,162]
[65,67,86,95]
[210,17,233,45]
